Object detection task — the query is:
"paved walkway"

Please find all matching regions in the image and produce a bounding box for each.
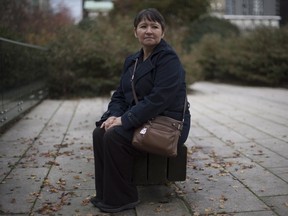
[0,82,287,216]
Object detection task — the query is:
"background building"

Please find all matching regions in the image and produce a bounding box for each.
[279,0,288,25]
[82,0,114,19]
[27,0,51,12]
[210,0,282,30]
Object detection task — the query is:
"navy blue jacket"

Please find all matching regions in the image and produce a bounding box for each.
[97,39,190,144]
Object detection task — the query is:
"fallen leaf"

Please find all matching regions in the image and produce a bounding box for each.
[73,175,81,180]
[43,178,51,186]
[241,164,254,169]
[46,161,60,166]
[59,151,74,156]
[49,187,59,193]
[80,146,93,151]
[54,143,68,148]
[154,204,163,212]
[40,151,57,158]
[204,208,212,214]
[81,197,90,206]
[220,194,228,202]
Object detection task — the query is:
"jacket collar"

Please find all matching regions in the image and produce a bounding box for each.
[130,39,168,62]
[126,39,169,82]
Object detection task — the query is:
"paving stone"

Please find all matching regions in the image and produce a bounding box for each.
[262,195,288,216]
[69,98,105,126]
[64,130,93,144]
[226,112,287,139]
[195,93,288,129]
[0,100,61,142]
[225,158,288,196]
[232,141,288,168]
[190,123,214,138]
[233,211,278,216]
[257,138,288,158]
[186,145,211,161]
[0,167,48,214]
[191,99,273,142]
[137,185,190,216]
[270,167,288,182]
[138,185,175,203]
[32,189,102,216]
[191,136,238,158]
[136,198,190,216]
[0,156,19,181]
[191,106,250,143]
[36,101,79,144]
[11,134,71,170]
[216,94,288,123]
[48,155,95,191]
[177,159,269,215]
[220,121,272,141]
[191,85,288,140]
[0,140,31,158]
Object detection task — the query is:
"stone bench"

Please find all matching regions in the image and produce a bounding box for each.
[132,145,187,185]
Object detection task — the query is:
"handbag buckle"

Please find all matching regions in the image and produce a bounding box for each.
[140,127,147,135]
[173,123,183,130]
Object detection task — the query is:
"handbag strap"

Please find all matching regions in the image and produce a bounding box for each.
[131,58,187,123]
[131,58,139,104]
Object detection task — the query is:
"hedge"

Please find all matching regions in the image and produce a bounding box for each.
[189,26,288,87]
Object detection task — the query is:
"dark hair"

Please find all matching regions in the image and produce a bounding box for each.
[134,8,166,31]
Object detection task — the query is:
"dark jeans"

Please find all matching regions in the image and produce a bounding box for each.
[92,126,140,206]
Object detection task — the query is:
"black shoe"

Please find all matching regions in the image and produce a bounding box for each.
[98,200,140,213]
[90,196,102,207]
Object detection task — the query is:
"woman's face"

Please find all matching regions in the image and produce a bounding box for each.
[134,19,164,49]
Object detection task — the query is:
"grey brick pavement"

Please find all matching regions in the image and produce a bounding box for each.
[0,82,287,215]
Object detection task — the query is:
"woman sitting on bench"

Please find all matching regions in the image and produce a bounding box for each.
[91,8,191,213]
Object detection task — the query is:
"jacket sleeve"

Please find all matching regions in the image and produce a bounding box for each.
[95,84,129,127]
[107,84,129,117]
[121,50,183,130]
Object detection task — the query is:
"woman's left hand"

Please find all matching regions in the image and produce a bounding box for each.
[106,117,122,130]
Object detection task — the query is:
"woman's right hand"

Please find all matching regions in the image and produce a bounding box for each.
[100,116,117,131]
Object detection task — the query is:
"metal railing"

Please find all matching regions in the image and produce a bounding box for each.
[0,37,49,129]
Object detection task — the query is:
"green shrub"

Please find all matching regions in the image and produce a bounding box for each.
[47,15,138,98]
[236,27,288,85]
[189,26,288,87]
[162,24,203,85]
[183,16,240,50]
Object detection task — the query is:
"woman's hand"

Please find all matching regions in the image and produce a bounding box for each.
[101,116,122,130]
[106,117,122,129]
[101,116,116,130]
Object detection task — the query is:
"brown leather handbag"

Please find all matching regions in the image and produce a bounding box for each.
[131,58,187,157]
[132,115,183,157]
